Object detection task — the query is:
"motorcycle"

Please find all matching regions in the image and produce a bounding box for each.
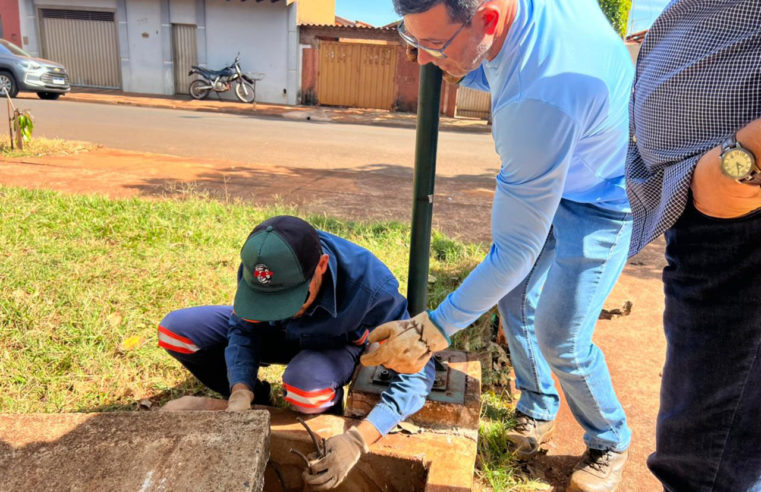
[188,54,257,103]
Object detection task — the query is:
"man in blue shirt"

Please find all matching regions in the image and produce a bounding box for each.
[362,1,634,489]
[158,216,434,490]
[627,1,761,489]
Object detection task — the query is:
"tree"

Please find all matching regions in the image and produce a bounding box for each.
[598,0,632,38]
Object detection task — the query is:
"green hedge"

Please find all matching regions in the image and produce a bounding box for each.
[598,0,632,37]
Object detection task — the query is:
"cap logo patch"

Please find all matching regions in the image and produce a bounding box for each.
[253,264,273,284]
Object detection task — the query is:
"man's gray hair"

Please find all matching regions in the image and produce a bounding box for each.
[393,0,482,24]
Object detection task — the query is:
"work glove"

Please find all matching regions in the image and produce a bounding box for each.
[302,427,368,490]
[360,311,450,374]
[225,388,254,412]
[405,45,465,85]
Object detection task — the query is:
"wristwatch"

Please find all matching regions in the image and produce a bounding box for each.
[720,134,761,185]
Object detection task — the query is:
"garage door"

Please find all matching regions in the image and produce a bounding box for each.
[39,9,121,89]
[456,87,491,120]
[318,41,397,111]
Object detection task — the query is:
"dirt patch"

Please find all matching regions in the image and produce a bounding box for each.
[0,148,668,491]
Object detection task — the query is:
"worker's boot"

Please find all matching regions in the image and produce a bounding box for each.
[567,448,628,492]
[505,410,556,458]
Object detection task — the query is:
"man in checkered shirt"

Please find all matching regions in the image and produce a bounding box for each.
[627,1,761,489]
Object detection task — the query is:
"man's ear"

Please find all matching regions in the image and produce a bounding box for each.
[316,254,329,275]
[478,3,500,35]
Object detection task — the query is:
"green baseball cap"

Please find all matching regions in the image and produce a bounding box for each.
[233,216,322,322]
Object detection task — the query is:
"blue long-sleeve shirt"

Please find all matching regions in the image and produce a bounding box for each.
[430,0,634,335]
[225,231,434,435]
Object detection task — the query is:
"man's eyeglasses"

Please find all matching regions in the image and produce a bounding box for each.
[396,1,487,60]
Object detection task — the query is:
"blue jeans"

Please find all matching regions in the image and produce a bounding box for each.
[499,199,632,451]
[648,199,761,491]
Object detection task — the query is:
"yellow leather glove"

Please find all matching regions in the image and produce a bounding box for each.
[225,388,254,412]
[302,427,368,490]
[360,311,450,374]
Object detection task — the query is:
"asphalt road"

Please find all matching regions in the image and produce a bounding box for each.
[20,99,500,178]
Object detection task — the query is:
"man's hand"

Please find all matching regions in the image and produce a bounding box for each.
[360,311,450,374]
[225,385,254,412]
[692,120,761,218]
[302,427,368,490]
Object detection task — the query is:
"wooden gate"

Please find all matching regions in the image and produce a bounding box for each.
[172,24,198,95]
[317,41,397,110]
[456,86,491,120]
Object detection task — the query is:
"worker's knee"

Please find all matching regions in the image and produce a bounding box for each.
[535,326,600,377]
[282,383,338,414]
[282,367,339,413]
[157,311,201,357]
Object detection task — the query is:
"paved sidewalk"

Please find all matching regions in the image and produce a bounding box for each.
[18,89,491,133]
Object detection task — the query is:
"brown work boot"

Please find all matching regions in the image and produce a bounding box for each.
[505,410,556,457]
[567,448,628,492]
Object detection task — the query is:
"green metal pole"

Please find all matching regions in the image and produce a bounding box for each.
[407,63,443,316]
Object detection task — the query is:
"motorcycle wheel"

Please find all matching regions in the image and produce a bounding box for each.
[189,80,211,100]
[234,81,255,103]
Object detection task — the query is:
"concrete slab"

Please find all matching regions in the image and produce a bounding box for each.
[0,411,270,492]
[156,400,477,491]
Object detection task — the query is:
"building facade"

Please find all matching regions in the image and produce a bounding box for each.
[7,0,333,104]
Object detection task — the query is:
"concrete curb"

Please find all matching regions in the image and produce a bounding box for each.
[18,91,492,134]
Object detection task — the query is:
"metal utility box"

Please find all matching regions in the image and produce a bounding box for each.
[345,350,482,431]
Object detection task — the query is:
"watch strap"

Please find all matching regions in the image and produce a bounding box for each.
[739,172,761,185]
[721,134,739,156]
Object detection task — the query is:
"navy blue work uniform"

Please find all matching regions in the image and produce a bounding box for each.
[159,231,434,433]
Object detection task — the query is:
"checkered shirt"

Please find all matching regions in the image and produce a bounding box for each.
[626,0,761,255]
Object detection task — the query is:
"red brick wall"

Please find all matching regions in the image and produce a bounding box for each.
[301,46,319,105]
[392,45,458,117]
[393,45,420,113]
[439,81,458,117]
[0,0,21,46]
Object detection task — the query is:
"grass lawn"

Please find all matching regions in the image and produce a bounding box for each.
[0,186,547,490]
[0,136,96,158]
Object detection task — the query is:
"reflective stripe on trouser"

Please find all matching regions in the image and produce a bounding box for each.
[158,325,200,354]
[283,383,337,410]
[281,346,361,413]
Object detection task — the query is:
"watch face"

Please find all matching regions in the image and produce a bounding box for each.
[721,149,755,179]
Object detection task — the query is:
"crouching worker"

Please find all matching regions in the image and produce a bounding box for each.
[158,215,434,490]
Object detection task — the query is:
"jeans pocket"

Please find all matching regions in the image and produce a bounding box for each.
[688,196,761,224]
